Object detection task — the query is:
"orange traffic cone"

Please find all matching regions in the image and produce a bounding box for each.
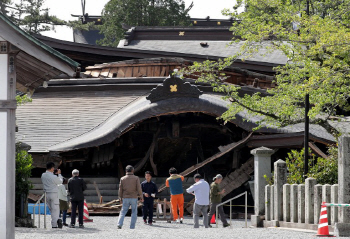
[83,200,93,222]
[210,214,216,224]
[316,202,334,237]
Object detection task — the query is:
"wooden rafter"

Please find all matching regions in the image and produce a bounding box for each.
[158,132,253,193]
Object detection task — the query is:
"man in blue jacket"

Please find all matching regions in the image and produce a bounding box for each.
[141,171,158,226]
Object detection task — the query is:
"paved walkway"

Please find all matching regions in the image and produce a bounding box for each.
[15,216,326,239]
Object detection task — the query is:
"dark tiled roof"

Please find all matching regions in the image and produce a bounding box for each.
[16,89,148,152]
[119,40,288,65]
[328,119,350,136]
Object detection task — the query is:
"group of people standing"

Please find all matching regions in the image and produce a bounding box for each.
[117,165,229,229]
[41,162,87,229]
[41,162,228,229]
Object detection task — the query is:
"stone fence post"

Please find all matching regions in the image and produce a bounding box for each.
[273,159,287,225]
[283,184,291,222]
[305,178,316,224]
[331,184,338,225]
[335,136,350,237]
[291,184,298,223]
[251,147,274,227]
[298,184,305,223]
[322,184,331,225]
[314,184,323,224]
[265,185,271,221]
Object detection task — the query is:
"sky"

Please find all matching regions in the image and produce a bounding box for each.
[13,0,236,41]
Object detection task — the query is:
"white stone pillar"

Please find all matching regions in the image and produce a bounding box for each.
[265,185,271,221]
[335,136,350,237]
[305,178,316,224]
[322,184,331,225]
[283,184,291,222]
[274,159,287,221]
[270,185,275,221]
[314,184,323,224]
[0,51,16,239]
[290,184,298,223]
[331,184,338,225]
[298,184,305,223]
[250,147,274,227]
[338,136,350,223]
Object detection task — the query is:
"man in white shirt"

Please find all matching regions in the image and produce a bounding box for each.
[41,162,63,228]
[186,174,210,228]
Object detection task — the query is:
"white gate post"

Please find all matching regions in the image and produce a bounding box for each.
[0,42,16,239]
[335,136,350,237]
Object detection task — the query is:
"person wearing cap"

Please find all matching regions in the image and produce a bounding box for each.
[68,169,87,228]
[186,174,210,228]
[166,167,185,223]
[117,165,144,229]
[208,174,230,228]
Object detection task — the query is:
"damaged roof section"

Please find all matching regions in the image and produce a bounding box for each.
[83,57,275,90]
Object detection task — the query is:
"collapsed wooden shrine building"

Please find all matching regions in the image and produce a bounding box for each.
[16,17,337,207]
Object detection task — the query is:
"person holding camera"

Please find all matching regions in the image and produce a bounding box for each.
[41,162,63,228]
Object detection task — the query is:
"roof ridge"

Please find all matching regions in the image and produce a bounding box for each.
[0,12,79,68]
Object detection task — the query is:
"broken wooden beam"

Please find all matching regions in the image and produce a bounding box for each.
[309,142,329,159]
[158,132,253,193]
[93,181,103,204]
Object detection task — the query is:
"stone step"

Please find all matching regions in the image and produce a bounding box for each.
[30,177,120,184]
[84,190,118,196]
[86,184,118,190]
[85,195,117,203]
[29,190,44,195]
[79,178,119,184]
[32,183,119,191]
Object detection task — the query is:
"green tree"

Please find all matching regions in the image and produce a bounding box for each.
[98,0,193,47]
[182,0,350,133]
[1,0,65,34]
[264,146,338,185]
[15,143,34,217]
[0,0,12,15]
[285,147,338,184]
[15,94,33,218]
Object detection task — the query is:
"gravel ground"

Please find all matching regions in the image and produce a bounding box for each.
[15,215,338,239]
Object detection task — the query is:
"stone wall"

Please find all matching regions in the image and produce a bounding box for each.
[251,136,350,236]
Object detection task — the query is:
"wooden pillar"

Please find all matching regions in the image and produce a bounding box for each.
[0,43,16,239]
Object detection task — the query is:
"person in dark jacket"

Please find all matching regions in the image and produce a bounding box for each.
[68,169,87,228]
[141,171,158,225]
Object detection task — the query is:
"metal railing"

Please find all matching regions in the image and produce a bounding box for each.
[216,191,248,228]
[32,192,47,229]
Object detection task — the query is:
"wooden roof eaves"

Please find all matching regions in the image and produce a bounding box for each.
[0,13,79,78]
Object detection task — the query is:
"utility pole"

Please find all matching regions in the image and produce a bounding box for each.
[304,0,310,179]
